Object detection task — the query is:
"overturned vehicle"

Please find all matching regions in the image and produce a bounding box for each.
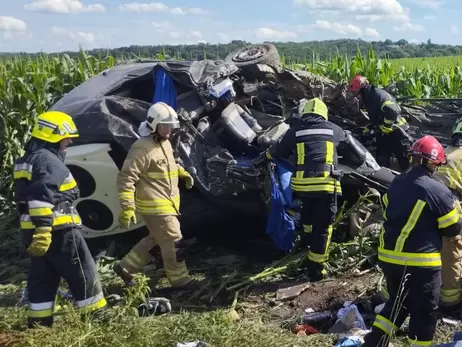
[50,44,459,252]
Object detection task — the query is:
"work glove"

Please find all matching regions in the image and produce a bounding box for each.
[26,227,52,257]
[362,127,371,136]
[183,174,194,189]
[379,124,394,134]
[119,209,137,229]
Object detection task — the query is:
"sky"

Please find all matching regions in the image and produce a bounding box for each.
[0,0,461,53]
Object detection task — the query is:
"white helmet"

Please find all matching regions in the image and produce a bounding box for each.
[145,102,180,133]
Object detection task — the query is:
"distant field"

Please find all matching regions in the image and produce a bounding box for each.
[390,55,462,71]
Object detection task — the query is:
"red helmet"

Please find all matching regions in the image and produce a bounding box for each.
[409,135,446,165]
[348,75,369,94]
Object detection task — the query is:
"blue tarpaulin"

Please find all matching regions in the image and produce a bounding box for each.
[153,67,177,109]
[265,160,296,252]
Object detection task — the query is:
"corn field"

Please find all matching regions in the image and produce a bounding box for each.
[2,47,462,215]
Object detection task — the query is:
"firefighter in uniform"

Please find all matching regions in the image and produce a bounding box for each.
[13,111,107,328]
[362,135,462,347]
[265,98,342,280]
[434,119,462,311]
[113,102,195,288]
[348,75,411,171]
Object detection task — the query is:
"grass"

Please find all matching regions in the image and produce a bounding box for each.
[0,199,460,347]
[390,55,462,71]
[0,304,337,347]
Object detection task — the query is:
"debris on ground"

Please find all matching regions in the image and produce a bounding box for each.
[176,342,208,347]
[293,324,319,335]
[333,335,363,347]
[328,302,367,333]
[138,297,172,317]
[276,282,311,301]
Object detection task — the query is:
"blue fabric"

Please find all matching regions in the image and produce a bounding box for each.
[265,163,296,252]
[273,159,295,209]
[233,156,254,168]
[153,67,177,109]
[334,337,362,347]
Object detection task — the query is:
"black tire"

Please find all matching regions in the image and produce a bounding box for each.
[225,44,281,67]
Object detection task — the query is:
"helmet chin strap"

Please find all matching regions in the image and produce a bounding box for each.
[410,156,438,175]
[152,132,169,142]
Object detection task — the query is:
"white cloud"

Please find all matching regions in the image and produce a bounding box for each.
[25,0,105,13]
[119,2,208,15]
[216,32,229,42]
[152,21,174,30]
[189,7,208,15]
[187,30,202,39]
[0,16,27,32]
[299,20,379,38]
[452,25,459,34]
[293,0,430,34]
[403,0,443,10]
[409,38,420,44]
[355,13,409,23]
[0,16,29,41]
[150,22,201,40]
[393,22,424,32]
[254,27,297,39]
[293,0,409,21]
[364,28,380,38]
[51,26,107,47]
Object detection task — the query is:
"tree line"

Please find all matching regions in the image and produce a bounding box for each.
[1,38,462,61]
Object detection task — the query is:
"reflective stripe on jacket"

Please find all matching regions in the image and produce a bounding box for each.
[360,85,408,133]
[13,146,81,231]
[266,115,342,195]
[117,136,191,215]
[378,166,462,268]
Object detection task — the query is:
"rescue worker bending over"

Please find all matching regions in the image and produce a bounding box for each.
[113,102,196,288]
[13,111,107,328]
[434,118,462,312]
[265,98,342,281]
[348,75,411,171]
[362,135,462,347]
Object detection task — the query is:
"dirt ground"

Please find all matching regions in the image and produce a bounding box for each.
[1,229,461,346]
[117,235,385,331]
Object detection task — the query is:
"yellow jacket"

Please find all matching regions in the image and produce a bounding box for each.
[117,136,192,215]
[435,146,462,198]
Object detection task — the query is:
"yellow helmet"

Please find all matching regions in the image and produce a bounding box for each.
[301,97,328,120]
[31,111,79,143]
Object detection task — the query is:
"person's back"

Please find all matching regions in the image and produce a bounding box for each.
[380,166,452,262]
[361,85,398,126]
[13,111,106,328]
[296,114,339,178]
[348,75,410,171]
[363,135,462,347]
[265,98,342,280]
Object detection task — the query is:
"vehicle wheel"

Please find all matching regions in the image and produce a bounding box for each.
[225,44,281,67]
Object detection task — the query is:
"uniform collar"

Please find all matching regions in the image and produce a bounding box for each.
[409,164,432,177]
[360,84,372,99]
[25,138,63,160]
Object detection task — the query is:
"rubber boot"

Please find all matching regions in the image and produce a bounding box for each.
[113,262,137,287]
[171,278,202,290]
[361,328,393,347]
[305,260,327,282]
[440,301,462,319]
[27,316,53,329]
